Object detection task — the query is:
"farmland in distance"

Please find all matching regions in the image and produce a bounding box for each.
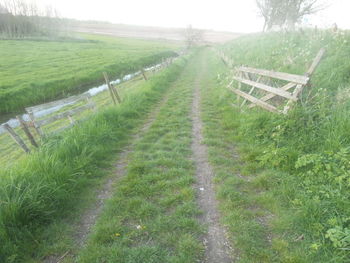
[0,33,179,115]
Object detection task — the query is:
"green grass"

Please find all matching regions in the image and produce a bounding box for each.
[77,52,204,263]
[199,50,269,261]
[3,30,350,263]
[0,56,188,263]
[0,68,164,169]
[196,31,350,262]
[0,33,180,114]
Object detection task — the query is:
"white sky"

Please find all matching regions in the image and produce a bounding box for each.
[36,0,350,33]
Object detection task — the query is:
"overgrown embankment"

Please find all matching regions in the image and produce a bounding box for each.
[208,31,350,262]
[0,57,188,262]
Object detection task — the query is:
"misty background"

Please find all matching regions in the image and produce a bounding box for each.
[34,0,350,32]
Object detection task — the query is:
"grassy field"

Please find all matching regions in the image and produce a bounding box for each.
[0,33,179,114]
[207,30,350,262]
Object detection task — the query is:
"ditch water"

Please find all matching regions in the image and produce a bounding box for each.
[0,63,163,135]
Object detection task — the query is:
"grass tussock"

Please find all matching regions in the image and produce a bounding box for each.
[0,57,188,262]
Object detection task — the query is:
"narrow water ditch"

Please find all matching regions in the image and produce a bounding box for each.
[0,62,167,134]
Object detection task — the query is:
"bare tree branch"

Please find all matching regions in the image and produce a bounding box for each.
[184,25,203,49]
[256,0,328,31]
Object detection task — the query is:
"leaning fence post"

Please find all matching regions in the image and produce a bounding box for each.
[111,85,122,104]
[16,115,38,148]
[237,71,242,105]
[3,124,30,153]
[103,72,117,105]
[141,68,148,81]
[28,111,44,137]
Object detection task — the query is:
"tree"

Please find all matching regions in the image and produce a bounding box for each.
[256,0,285,31]
[0,0,62,38]
[184,25,203,49]
[284,0,325,30]
[256,0,326,31]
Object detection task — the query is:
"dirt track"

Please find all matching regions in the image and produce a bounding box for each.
[191,53,233,263]
[44,50,235,262]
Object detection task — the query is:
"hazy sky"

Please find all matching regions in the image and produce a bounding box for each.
[37,0,350,33]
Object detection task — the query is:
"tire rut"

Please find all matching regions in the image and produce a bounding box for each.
[43,90,171,263]
[191,54,234,263]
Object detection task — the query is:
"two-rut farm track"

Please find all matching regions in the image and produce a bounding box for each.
[45,50,234,263]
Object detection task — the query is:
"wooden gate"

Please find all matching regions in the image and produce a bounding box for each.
[227,48,325,114]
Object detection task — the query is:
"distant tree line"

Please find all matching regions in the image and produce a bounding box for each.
[0,0,63,38]
[256,0,327,31]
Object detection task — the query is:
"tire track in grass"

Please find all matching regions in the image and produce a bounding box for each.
[74,92,172,247]
[44,85,172,263]
[191,51,234,263]
[77,54,203,263]
[199,50,275,262]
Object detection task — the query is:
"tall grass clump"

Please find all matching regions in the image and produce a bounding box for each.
[0,57,188,262]
[219,30,350,261]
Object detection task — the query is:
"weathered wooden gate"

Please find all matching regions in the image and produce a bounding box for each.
[226,48,325,114]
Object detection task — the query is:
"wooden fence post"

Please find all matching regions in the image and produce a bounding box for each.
[111,85,122,104]
[237,71,242,105]
[16,115,38,148]
[3,124,30,153]
[103,72,117,105]
[28,111,44,137]
[141,69,148,81]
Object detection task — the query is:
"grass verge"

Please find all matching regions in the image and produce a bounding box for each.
[0,56,188,263]
[198,31,350,262]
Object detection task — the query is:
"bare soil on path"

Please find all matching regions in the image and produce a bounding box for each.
[74,93,171,248]
[44,90,171,263]
[191,54,234,263]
